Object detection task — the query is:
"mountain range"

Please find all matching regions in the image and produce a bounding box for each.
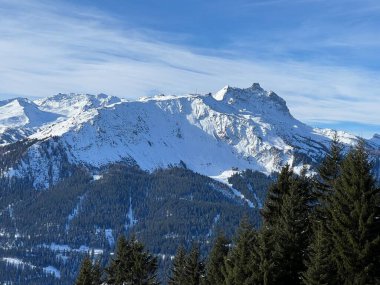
[1,83,379,189]
[0,83,379,284]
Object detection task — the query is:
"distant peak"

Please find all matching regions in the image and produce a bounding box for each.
[213,85,231,101]
[212,83,267,101]
[250,83,262,90]
[211,83,289,113]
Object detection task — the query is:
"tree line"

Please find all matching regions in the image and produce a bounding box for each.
[75,138,380,284]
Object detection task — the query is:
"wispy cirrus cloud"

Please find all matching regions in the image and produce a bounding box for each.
[0,0,379,137]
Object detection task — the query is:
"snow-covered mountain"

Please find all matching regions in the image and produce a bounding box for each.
[1,83,379,188]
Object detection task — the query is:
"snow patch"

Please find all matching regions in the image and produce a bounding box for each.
[43,266,61,279]
[105,229,115,247]
[125,197,137,231]
[66,195,85,232]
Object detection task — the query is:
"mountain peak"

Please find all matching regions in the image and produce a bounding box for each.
[212,83,289,114]
[34,92,121,117]
[249,82,263,90]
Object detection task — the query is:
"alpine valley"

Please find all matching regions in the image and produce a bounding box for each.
[0,83,379,284]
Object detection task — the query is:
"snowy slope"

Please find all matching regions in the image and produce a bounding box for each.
[0,98,60,145]
[1,83,378,188]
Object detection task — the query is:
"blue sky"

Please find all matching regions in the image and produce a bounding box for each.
[0,0,379,137]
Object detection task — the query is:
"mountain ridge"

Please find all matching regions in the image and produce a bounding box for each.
[0,83,378,188]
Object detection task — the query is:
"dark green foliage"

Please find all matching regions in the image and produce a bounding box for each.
[228,170,274,210]
[261,164,293,226]
[271,173,312,284]
[314,134,343,213]
[204,232,230,285]
[303,137,343,284]
[328,142,380,284]
[76,256,93,285]
[183,244,205,285]
[0,166,256,284]
[302,223,334,285]
[250,167,312,285]
[168,245,187,285]
[91,261,102,285]
[106,235,158,285]
[168,243,205,285]
[223,217,257,285]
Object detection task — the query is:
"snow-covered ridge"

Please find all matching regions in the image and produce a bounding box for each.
[0,84,378,188]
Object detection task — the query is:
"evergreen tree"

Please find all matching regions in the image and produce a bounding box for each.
[252,167,312,285]
[271,174,312,284]
[249,228,275,285]
[303,137,343,285]
[223,216,256,285]
[205,232,230,285]
[106,235,133,284]
[302,223,334,285]
[106,235,158,285]
[183,243,205,285]
[317,133,343,195]
[129,235,158,285]
[168,245,187,285]
[328,142,380,284]
[261,164,293,226]
[76,255,94,285]
[250,166,294,285]
[91,260,102,285]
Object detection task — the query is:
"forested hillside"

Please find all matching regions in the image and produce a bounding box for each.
[74,139,380,285]
[0,163,270,284]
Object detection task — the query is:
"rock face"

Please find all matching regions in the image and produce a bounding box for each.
[0,83,378,188]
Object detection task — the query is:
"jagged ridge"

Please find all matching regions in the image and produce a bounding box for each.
[0,84,378,188]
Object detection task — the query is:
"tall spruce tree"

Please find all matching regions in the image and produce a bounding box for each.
[249,228,275,285]
[271,174,312,284]
[317,133,343,197]
[303,137,343,285]
[106,235,133,284]
[261,164,293,226]
[252,166,312,285]
[328,142,380,284]
[106,235,158,285]
[183,243,205,285]
[205,232,230,285]
[302,223,334,285]
[223,216,256,285]
[76,255,94,285]
[168,245,187,285]
[91,260,102,285]
[249,166,294,285]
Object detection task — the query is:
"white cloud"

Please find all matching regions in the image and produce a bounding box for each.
[0,0,379,134]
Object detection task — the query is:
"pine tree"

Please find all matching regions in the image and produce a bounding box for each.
[106,235,133,284]
[106,235,158,285]
[252,167,312,285]
[250,166,294,285]
[223,216,256,285]
[261,164,293,226]
[76,255,94,285]
[91,260,102,285]
[250,228,275,285]
[205,232,230,285]
[168,245,187,285]
[271,174,312,284]
[128,235,158,285]
[183,243,205,285]
[302,223,334,285]
[317,133,343,194]
[328,141,380,284]
[303,137,343,285]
